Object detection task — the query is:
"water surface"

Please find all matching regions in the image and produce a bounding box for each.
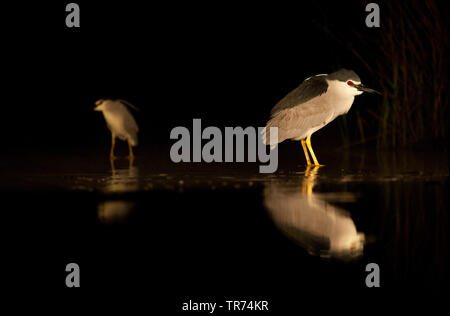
[2,148,448,307]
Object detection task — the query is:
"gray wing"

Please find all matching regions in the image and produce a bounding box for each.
[116,104,138,132]
[117,99,140,112]
[264,75,331,143]
[265,91,335,143]
[270,75,328,116]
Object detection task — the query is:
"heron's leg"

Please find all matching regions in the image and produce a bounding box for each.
[127,138,134,159]
[301,139,312,165]
[305,136,321,166]
[110,134,116,159]
[128,155,134,168]
[109,156,116,174]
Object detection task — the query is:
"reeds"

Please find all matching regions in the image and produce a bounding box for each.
[322,0,449,148]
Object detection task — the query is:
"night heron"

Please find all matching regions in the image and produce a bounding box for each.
[94,99,139,159]
[264,69,380,165]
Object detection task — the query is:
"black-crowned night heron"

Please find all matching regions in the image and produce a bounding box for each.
[94,99,139,159]
[264,69,380,165]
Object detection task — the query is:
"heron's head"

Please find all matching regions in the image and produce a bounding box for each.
[94,99,107,111]
[327,69,381,96]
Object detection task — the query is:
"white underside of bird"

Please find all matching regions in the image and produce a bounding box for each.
[95,99,139,146]
[103,110,138,145]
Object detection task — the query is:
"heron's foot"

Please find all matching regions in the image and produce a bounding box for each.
[305,162,325,167]
[305,162,324,167]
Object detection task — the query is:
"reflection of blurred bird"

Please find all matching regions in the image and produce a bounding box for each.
[106,158,139,193]
[98,200,135,224]
[264,69,380,165]
[264,166,365,259]
[97,158,139,224]
[94,99,139,159]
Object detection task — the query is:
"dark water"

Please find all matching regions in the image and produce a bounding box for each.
[2,148,448,311]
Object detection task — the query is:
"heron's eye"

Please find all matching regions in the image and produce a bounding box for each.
[347,81,353,86]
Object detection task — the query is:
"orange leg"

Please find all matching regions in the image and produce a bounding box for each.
[301,139,312,165]
[128,138,134,159]
[110,134,116,159]
[306,136,322,166]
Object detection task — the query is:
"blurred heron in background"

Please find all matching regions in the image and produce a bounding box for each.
[94,99,139,159]
[264,69,380,165]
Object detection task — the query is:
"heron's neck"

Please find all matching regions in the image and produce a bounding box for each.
[326,80,356,115]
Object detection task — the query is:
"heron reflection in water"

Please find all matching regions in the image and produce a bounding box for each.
[97,158,139,224]
[264,166,365,259]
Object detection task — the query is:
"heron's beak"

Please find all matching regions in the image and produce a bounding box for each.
[355,84,382,95]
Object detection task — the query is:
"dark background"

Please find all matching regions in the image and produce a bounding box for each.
[3,1,384,155]
[2,1,448,313]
